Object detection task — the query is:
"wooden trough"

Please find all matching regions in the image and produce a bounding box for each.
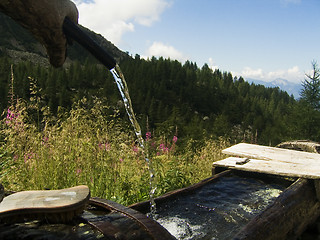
[0,142,319,239]
[213,142,320,240]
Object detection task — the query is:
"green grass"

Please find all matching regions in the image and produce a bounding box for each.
[0,97,229,206]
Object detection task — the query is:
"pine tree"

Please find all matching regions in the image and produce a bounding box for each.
[300,61,320,110]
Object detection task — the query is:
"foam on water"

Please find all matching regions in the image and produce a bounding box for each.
[157,216,204,240]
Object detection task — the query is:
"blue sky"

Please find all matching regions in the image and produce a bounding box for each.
[74,0,320,83]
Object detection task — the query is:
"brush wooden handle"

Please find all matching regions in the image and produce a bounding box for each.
[0,185,90,223]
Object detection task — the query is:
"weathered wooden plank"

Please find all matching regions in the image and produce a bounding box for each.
[213,157,320,179]
[222,143,320,165]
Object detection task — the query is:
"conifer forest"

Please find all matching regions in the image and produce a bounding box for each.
[1,54,320,147]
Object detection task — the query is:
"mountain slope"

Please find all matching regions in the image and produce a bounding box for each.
[247,78,301,99]
[0,12,129,66]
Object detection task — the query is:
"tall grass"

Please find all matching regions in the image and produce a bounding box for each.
[0,80,229,206]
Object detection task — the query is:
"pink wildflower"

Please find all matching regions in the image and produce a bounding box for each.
[173,136,178,143]
[6,109,14,124]
[6,109,14,120]
[146,132,151,140]
[159,143,169,153]
[76,168,82,175]
[6,109,19,121]
[42,136,49,145]
[159,143,165,150]
[98,142,111,151]
[24,152,34,163]
[132,146,139,153]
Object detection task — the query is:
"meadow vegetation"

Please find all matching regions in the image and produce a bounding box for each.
[0,82,229,205]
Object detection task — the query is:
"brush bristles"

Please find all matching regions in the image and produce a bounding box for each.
[0,206,86,224]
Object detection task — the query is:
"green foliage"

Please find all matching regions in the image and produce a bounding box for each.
[300,61,320,110]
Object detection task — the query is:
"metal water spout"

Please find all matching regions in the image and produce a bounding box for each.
[63,17,116,70]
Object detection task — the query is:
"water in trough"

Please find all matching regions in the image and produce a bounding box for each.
[150,174,286,240]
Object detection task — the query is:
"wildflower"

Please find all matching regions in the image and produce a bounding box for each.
[159,143,169,153]
[6,108,19,121]
[132,146,139,153]
[119,158,123,163]
[146,132,151,140]
[6,109,14,124]
[24,152,34,163]
[6,109,12,120]
[76,168,82,175]
[173,136,178,143]
[159,143,165,150]
[98,142,111,151]
[42,136,49,145]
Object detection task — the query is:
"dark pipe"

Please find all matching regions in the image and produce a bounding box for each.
[63,17,116,70]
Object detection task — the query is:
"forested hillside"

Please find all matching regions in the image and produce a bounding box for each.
[1,12,320,147]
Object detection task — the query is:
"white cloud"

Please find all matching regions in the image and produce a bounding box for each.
[144,42,187,62]
[234,66,304,83]
[208,58,219,71]
[239,67,264,79]
[73,0,171,44]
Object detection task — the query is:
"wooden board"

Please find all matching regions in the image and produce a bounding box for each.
[0,185,90,220]
[222,143,320,165]
[214,143,320,179]
[213,157,320,179]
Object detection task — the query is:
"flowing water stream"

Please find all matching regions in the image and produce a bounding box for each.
[110,64,157,217]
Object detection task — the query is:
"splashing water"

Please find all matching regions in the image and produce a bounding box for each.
[110,64,157,217]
